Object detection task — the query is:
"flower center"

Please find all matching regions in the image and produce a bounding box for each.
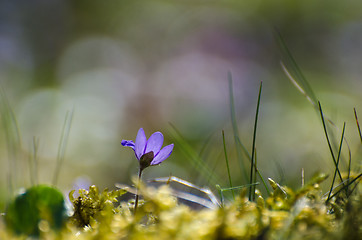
[139,151,154,170]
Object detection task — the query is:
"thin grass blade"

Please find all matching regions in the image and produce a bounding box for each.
[327,122,346,202]
[318,102,345,186]
[328,173,361,200]
[0,88,22,197]
[275,29,318,107]
[249,81,262,201]
[277,31,352,179]
[215,185,225,207]
[52,109,74,186]
[28,137,40,186]
[237,138,270,195]
[252,148,258,201]
[354,108,362,143]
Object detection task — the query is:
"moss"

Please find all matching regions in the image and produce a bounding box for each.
[0,175,361,239]
[4,185,66,237]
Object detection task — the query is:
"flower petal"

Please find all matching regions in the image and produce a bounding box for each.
[121,140,135,150]
[135,128,146,160]
[151,143,174,165]
[144,132,164,156]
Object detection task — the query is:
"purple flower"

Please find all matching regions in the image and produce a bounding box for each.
[121,128,174,170]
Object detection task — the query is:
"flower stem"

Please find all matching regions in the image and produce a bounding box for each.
[134,168,143,214]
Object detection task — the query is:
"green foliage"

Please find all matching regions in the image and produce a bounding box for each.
[68,185,126,228]
[4,185,66,237]
[1,178,361,239]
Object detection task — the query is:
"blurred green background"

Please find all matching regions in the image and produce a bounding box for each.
[1,0,361,208]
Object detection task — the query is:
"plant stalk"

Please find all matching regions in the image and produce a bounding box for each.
[134,168,143,214]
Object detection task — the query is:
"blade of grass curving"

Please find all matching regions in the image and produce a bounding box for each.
[277,31,353,177]
[222,130,234,199]
[227,75,269,195]
[168,123,223,186]
[275,29,318,108]
[0,87,22,197]
[354,108,362,143]
[351,107,361,189]
[327,122,346,202]
[249,81,262,201]
[318,102,346,189]
[328,173,361,200]
[348,175,360,196]
[228,72,248,182]
[318,102,344,180]
[324,118,351,174]
[236,138,251,159]
[52,109,74,186]
[345,135,352,187]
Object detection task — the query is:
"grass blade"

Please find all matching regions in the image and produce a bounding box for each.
[222,130,234,199]
[227,73,269,196]
[0,88,22,197]
[327,122,346,202]
[318,102,345,188]
[249,81,262,201]
[228,72,248,182]
[52,109,74,186]
[277,31,352,179]
[28,136,40,186]
[252,149,258,200]
[236,137,270,196]
[215,185,225,206]
[354,108,362,143]
[33,137,39,185]
[328,173,361,200]
[275,29,318,107]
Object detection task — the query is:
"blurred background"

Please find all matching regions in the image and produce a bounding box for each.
[0,0,361,208]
